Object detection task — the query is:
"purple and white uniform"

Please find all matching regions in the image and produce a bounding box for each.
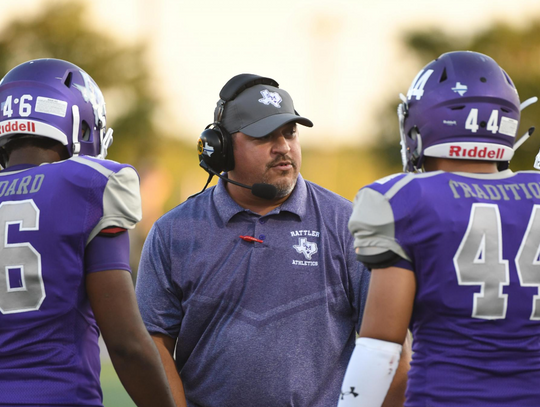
[0,156,141,406]
[350,169,540,406]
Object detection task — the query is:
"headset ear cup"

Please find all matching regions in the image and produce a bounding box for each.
[198,73,280,177]
[198,126,229,173]
[199,74,279,176]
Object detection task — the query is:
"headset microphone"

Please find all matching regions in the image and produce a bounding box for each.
[199,160,278,200]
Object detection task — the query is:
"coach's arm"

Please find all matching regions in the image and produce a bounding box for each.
[151,333,188,407]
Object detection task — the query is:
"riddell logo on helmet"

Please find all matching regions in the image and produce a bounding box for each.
[0,120,36,135]
[449,145,504,159]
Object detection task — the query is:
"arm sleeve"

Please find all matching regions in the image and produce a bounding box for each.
[338,338,402,407]
[87,166,142,245]
[135,224,183,338]
[85,231,131,273]
[348,187,411,268]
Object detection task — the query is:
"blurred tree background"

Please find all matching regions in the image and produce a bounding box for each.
[0,1,161,165]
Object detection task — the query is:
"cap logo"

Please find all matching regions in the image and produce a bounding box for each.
[258,89,282,108]
[452,82,468,96]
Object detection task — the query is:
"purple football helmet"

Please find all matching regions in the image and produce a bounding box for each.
[0,58,113,158]
[398,51,521,172]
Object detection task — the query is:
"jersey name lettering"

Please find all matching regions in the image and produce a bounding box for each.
[0,174,44,197]
[448,179,540,201]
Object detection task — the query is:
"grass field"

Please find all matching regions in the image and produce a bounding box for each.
[101,361,136,407]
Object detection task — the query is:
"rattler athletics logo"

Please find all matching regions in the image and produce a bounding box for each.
[293,237,318,260]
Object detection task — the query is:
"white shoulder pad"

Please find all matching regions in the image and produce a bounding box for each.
[348,187,411,262]
[87,166,142,245]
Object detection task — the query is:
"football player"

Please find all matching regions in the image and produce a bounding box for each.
[339,51,540,406]
[0,59,175,407]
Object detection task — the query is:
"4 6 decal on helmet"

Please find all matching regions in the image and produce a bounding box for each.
[2,95,69,119]
[2,95,35,118]
[0,59,113,159]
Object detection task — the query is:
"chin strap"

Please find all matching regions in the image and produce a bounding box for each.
[520,96,538,111]
[534,147,540,170]
[71,105,81,156]
[72,103,114,159]
[512,97,538,153]
[509,96,538,170]
[398,93,423,173]
[397,94,409,172]
[98,128,114,159]
[513,127,535,151]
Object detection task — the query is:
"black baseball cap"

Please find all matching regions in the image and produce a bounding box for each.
[217,84,313,138]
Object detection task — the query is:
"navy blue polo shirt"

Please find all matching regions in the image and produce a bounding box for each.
[136,174,370,407]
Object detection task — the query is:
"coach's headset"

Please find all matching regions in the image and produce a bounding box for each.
[197,74,279,174]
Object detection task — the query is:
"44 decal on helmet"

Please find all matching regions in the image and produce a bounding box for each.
[407,69,434,101]
[465,108,518,137]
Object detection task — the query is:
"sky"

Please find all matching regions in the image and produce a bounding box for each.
[1,0,540,147]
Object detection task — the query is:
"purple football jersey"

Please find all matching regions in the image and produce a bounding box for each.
[349,169,540,406]
[0,156,141,406]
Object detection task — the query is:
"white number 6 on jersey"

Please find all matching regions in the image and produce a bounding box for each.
[0,200,45,314]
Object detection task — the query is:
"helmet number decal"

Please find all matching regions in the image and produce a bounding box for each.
[2,94,34,118]
[2,95,13,118]
[465,108,510,135]
[465,108,479,133]
[19,95,33,117]
[407,69,434,101]
[486,110,499,134]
